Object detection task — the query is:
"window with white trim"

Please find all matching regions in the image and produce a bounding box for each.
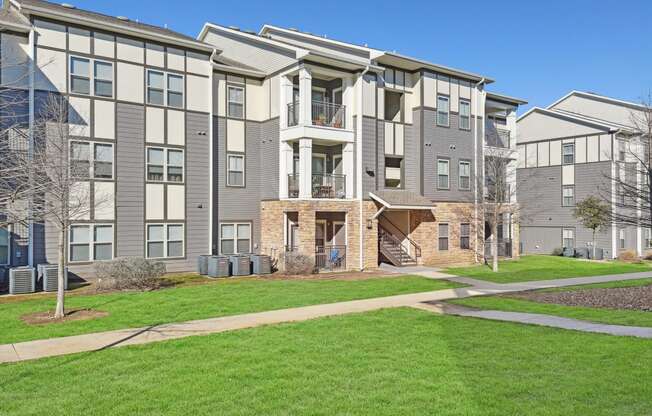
[437,159,449,189]
[562,228,574,249]
[459,161,471,190]
[0,226,8,265]
[227,154,245,187]
[70,141,113,180]
[146,224,184,258]
[437,95,449,127]
[220,223,251,254]
[562,185,574,206]
[69,56,113,97]
[146,147,184,182]
[562,143,574,165]
[460,223,470,250]
[619,228,625,249]
[438,223,449,251]
[228,85,244,118]
[69,224,113,262]
[459,99,470,130]
[645,228,652,249]
[147,70,184,108]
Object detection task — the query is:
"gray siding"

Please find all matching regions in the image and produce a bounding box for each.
[422,109,476,202]
[259,118,280,200]
[361,116,377,197]
[405,111,421,194]
[116,103,145,257]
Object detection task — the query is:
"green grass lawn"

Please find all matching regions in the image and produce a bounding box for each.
[0,275,463,344]
[1,308,650,415]
[452,278,652,327]
[445,255,652,283]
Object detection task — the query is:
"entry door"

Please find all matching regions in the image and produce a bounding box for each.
[289,224,299,250]
[332,88,342,105]
[332,155,343,176]
[315,221,326,248]
[332,222,345,247]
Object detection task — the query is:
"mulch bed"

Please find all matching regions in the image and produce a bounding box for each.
[21,309,109,325]
[510,285,652,312]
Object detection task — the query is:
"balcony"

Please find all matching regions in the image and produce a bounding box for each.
[485,128,511,149]
[287,100,346,129]
[288,173,346,199]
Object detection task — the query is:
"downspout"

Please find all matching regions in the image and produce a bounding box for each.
[358,65,371,270]
[473,77,486,264]
[208,48,218,254]
[27,26,35,267]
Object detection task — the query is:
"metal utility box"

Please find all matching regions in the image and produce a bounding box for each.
[229,255,251,276]
[9,267,36,295]
[251,255,271,275]
[575,248,589,259]
[592,248,604,260]
[562,248,575,257]
[207,256,229,278]
[197,255,210,275]
[39,264,68,292]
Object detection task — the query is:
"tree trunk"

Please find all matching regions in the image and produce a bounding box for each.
[492,235,498,272]
[54,226,65,319]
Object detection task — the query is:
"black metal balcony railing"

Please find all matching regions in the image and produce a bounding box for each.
[287,173,346,199]
[315,245,347,271]
[485,128,510,148]
[286,100,346,129]
[484,238,513,258]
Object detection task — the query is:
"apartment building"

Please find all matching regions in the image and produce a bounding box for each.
[0,0,526,277]
[517,91,647,258]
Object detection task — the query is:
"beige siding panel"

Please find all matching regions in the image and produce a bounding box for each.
[116,37,144,63]
[550,140,562,165]
[412,74,421,108]
[537,141,549,167]
[167,185,185,220]
[68,27,91,54]
[517,110,605,144]
[450,78,459,112]
[246,78,267,121]
[587,135,599,162]
[423,73,436,108]
[187,51,210,75]
[269,75,279,118]
[94,32,115,58]
[35,47,66,92]
[145,43,165,67]
[226,119,245,152]
[404,92,413,124]
[94,100,115,140]
[384,122,394,155]
[146,107,165,143]
[146,184,164,220]
[600,135,612,161]
[437,74,450,95]
[575,136,587,163]
[34,19,66,48]
[526,143,538,167]
[517,145,526,168]
[167,48,185,71]
[213,73,225,117]
[362,75,376,117]
[167,110,185,146]
[68,96,91,137]
[459,80,471,99]
[94,182,115,220]
[395,124,404,156]
[187,74,210,113]
[117,62,144,103]
[562,164,575,185]
[1,33,30,88]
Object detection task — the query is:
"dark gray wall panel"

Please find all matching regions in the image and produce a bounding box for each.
[361,116,377,197]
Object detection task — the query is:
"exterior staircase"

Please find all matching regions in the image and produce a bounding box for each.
[378,224,419,267]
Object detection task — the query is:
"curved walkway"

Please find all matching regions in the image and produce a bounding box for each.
[1,271,650,364]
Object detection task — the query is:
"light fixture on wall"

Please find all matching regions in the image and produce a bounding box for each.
[366,219,373,229]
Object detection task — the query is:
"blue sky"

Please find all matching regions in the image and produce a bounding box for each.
[71,0,652,112]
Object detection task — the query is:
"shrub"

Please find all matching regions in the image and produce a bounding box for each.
[551,247,563,256]
[617,250,639,263]
[644,251,652,261]
[95,257,167,291]
[284,252,314,275]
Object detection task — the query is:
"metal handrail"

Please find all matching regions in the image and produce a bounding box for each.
[315,244,347,271]
[287,173,299,198]
[485,128,510,148]
[311,173,346,199]
[378,225,417,265]
[378,214,421,258]
[287,102,298,127]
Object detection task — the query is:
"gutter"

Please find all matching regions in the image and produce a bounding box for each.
[358,65,370,270]
[473,77,486,264]
[27,25,35,267]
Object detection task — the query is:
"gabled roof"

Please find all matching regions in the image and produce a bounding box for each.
[517,107,623,132]
[11,0,214,52]
[369,190,434,210]
[486,91,528,106]
[0,7,31,32]
[548,90,648,112]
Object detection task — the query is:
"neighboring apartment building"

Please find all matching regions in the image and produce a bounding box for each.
[0,0,526,277]
[517,91,647,258]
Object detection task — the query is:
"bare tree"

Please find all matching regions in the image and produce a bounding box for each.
[1,94,109,318]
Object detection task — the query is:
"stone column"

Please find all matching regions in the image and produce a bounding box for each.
[298,204,316,262]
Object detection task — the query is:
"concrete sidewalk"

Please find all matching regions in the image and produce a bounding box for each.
[414,302,652,339]
[1,271,650,364]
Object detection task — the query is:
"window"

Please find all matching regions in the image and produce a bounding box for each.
[147,70,184,108]
[220,223,251,254]
[460,223,470,250]
[618,141,626,162]
[562,143,575,164]
[562,185,575,206]
[227,154,245,187]
[384,157,402,188]
[645,229,652,249]
[147,224,184,258]
[70,56,113,97]
[70,57,90,95]
[438,223,449,251]
[69,224,113,262]
[437,159,449,189]
[619,228,625,249]
[459,99,470,130]
[437,95,449,127]
[228,85,244,118]
[562,228,574,249]
[70,141,113,179]
[147,147,184,182]
[459,161,471,190]
[0,226,8,265]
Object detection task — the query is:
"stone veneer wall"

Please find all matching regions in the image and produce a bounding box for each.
[260,200,379,271]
